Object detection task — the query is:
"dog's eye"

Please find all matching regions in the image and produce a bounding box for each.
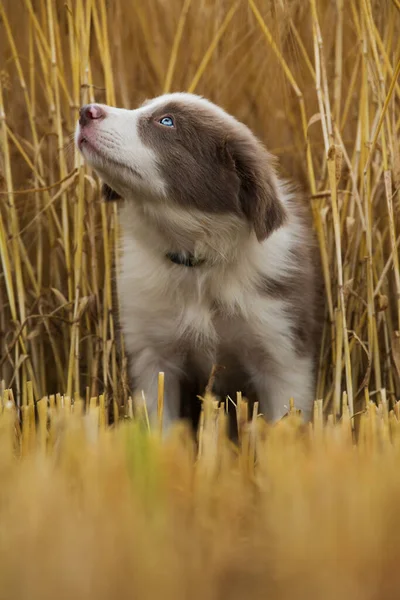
[159,116,174,127]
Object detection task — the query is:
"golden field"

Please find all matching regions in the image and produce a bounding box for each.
[0,0,400,598]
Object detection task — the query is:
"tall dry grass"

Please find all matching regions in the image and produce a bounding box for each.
[0,0,398,418]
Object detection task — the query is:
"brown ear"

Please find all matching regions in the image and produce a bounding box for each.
[101,183,121,202]
[227,135,287,241]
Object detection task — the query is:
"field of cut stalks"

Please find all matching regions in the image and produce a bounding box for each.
[0,0,400,598]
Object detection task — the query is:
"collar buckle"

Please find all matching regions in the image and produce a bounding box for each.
[166,252,205,268]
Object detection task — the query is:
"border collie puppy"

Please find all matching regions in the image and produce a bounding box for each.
[76,93,321,432]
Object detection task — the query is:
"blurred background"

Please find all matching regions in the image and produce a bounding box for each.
[0,0,399,422]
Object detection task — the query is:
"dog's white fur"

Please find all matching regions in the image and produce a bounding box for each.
[76,92,318,429]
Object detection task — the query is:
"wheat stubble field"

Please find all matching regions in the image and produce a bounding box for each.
[1,0,400,598]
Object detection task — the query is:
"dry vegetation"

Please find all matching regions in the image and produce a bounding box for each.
[1,391,400,600]
[1,0,400,597]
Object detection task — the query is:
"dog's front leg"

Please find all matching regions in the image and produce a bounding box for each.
[250,354,315,423]
[131,348,182,432]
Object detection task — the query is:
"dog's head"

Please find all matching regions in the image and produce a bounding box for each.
[75,92,286,242]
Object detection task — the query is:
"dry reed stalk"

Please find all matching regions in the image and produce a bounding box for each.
[157,371,165,435]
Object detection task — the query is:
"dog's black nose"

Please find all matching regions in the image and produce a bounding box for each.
[79,104,106,127]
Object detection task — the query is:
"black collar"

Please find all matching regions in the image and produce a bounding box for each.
[166,252,205,268]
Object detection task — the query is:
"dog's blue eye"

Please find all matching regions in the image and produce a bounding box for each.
[159,116,174,127]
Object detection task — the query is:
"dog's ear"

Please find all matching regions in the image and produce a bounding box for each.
[102,183,121,201]
[226,135,287,241]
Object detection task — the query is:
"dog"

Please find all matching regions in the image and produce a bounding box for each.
[75,92,322,433]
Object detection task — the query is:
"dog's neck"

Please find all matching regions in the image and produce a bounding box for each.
[120,198,251,267]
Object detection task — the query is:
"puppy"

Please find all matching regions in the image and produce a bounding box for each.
[75,92,321,432]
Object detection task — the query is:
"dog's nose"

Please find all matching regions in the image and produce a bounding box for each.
[79,104,106,127]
